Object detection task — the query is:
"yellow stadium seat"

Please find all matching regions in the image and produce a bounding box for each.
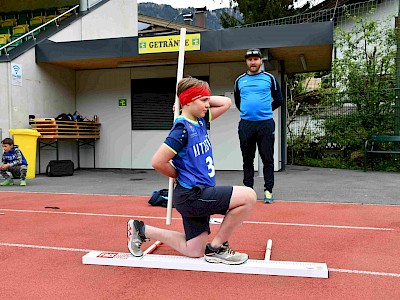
[13,24,29,34]
[44,15,57,24]
[2,18,17,27]
[30,16,44,25]
[0,34,11,44]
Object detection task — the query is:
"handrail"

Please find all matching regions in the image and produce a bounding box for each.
[0,4,79,54]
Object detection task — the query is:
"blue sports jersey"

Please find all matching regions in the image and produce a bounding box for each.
[2,145,28,166]
[164,115,216,189]
[234,71,283,121]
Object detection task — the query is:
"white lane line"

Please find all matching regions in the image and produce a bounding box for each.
[0,242,95,253]
[0,191,138,197]
[245,220,394,231]
[0,208,394,231]
[281,200,400,207]
[1,242,399,278]
[329,268,400,278]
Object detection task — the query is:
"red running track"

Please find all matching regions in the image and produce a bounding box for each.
[0,191,399,299]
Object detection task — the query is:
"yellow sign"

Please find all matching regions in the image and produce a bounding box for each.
[138,34,201,54]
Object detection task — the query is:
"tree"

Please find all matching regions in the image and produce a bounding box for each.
[332,14,396,94]
[322,14,396,154]
[220,10,243,28]
[220,0,311,28]
[287,13,397,169]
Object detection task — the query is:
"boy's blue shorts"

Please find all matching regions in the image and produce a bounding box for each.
[173,183,233,241]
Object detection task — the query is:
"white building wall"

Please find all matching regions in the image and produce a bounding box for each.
[0,0,139,174]
[74,63,245,170]
[50,0,138,42]
[209,62,244,171]
[11,50,76,128]
[337,0,398,32]
[2,51,76,135]
[335,0,398,61]
[74,60,282,171]
[0,48,76,173]
[76,68,132,168]
[0,62,10,136]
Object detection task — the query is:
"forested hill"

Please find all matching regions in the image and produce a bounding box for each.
[138,2,242,30]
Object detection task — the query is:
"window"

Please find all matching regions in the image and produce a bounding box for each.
[131,76,209,130]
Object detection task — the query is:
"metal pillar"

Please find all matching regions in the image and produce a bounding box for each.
[80,0,88,12]
[395,9,400,135]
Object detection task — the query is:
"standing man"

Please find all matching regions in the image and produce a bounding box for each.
[234,48,283,203]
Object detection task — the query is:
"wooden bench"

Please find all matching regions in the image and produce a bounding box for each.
[363,135,400,172]
[30,118,101,173]
[30,118,100,140]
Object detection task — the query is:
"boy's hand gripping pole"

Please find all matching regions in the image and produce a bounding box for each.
[166,28,186,225]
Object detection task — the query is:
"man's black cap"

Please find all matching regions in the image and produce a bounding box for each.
[245,48,262,59]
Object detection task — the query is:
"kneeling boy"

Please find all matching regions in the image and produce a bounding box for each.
[1,138,28,186]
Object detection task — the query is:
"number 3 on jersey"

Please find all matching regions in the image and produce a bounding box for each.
[206,156,215,178]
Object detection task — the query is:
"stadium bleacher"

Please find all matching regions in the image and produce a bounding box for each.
[0,6,74,54]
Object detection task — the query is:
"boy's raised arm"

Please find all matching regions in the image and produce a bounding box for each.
[209,96,231,121]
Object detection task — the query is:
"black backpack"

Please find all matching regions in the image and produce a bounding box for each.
[148,189,173,208]
[55,113,74,121]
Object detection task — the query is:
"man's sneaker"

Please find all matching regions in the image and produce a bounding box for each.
[204,242,248,265]
[20,180,26,186]
[264,190,273,204]
[0,180,14,186]
[127,220,148,257]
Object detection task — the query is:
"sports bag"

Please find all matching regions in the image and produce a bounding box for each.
[148,189,173,208]
[46,160,74,177]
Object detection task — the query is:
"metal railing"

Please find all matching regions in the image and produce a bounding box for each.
[234,0,398,28]
[0,5,79,55]
[286,88,399,167]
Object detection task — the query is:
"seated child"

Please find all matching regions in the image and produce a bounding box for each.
[0,138,28,186]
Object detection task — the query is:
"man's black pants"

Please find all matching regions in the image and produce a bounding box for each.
[238,118,275,192]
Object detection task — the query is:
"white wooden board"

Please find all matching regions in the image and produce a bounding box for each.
[82,251,328,278]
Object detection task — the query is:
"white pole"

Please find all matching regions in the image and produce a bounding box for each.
[264,239,273,261]
[258,61,265,177]
[166,28,186,225]
[142,241,162,256]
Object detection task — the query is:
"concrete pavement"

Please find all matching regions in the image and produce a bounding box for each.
[1,166,399,205]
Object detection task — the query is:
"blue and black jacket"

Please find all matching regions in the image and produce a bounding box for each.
[234,71,283,121]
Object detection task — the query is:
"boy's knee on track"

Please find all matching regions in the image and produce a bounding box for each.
[187,249,204,258]
[250,188,257,200]
[245,188,257,208]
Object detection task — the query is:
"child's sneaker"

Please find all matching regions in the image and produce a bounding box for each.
[0,179,14,186]
[264,190,273,204]
[204,242,248,265]
[127,220,149,257]
[20,180,26,186]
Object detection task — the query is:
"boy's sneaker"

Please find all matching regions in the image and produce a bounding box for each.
[20,180,26,186]
[264,190,273,204]
[127,220,149,257]
[204,242,248,265]
[0,179,14,186]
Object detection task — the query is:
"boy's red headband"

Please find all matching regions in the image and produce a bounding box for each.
[179,86,210,106]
